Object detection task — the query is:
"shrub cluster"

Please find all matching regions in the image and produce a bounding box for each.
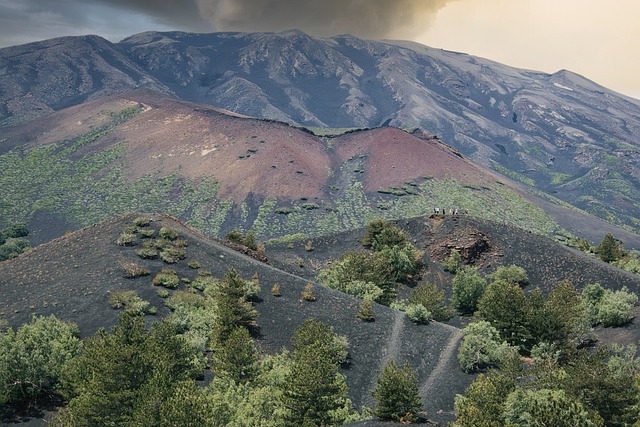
[319,220,423,306]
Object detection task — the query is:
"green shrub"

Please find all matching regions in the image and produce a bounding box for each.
[408,282,454,321]
[187,260,200,269]
[503,388,603,427]
[0,238,31,261]
[357,299,375,321]
[597,287,638,327]
[457,321,517,373]
[405,304,432,324]
[581,284,638,327]
[488,265,529,286]
[443,248,462,273]
[159,227,179,241]
[160,247,186,264]
[120,260,150,278]
[109,290,150,314]
[0,316,80,404]
[152,269,180,288]
[344,280,384,301]
[1,223,28,239]
[116,232,137,246]
[452,267,487,315]
[137,228,155,238]
[133,217,151,227]
[123,226,137,234]
[225,230,258,250]
[157,289,170,298]
[135,247,157,260]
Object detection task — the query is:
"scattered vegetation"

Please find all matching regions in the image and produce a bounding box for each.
[119,260,150,278]
[160,247,186,264]
[225,229,258,250]
[356,299,375,322]
[152,268,180,289]
[0,316,81,405]
[319,220,422,306]
[271,283,282,297]
[0,223,30,261]
[108,290,150,314]
[301,283,316,301]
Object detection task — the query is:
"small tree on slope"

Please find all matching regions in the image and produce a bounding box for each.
[372,359,423,422]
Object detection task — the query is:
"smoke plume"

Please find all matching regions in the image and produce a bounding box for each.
[196,0,453,39]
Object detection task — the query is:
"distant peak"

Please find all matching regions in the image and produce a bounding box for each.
[276,29,312,38]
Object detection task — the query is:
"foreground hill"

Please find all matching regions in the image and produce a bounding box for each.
[1,90,578,248]
[1,30,639,233]
[266,214,640,352]
[0,213,470,425]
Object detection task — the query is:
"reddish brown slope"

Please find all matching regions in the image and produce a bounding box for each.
[333,127,498,191]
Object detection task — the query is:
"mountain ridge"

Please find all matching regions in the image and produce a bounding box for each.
[1,30,639,236]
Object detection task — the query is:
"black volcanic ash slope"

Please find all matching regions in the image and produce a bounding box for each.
[0,213,471,421]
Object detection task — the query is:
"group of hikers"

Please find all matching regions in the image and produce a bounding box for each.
[434,207,467,216]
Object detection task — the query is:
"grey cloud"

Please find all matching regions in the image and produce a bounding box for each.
[93,0,212,32]
[195,0,454,39]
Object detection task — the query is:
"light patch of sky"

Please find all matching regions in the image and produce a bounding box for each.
[418,0,640,99]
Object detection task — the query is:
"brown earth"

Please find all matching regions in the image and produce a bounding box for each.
[1,90,506,205]
[334,127,493,192]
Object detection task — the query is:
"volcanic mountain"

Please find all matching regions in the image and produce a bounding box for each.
[2,89,583,249]
[1,30,639,234]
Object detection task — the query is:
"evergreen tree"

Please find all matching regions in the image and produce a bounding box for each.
[476,279,529,349]
[597,233,625,263]
[281,320,354,427]
[212,326,258,384]
[452,267,487,315]
[372,360,423,422]
[58,313,201,426]
[210,269,258,346]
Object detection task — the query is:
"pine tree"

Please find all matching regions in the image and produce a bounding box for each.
[210,269,258,346]
[281,320,353,426]
[372,360,423,422]
[597,233,625,263]
[211,327,258,384]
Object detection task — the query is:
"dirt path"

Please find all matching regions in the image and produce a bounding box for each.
[362,310,406,407]
[419,328,463,400]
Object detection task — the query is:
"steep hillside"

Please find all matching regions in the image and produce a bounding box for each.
[0,90,569,247]
[1,31,638,235]
[267,214,640,346]
[0,213,470,425]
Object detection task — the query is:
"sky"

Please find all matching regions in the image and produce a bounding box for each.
[0,0,638,99]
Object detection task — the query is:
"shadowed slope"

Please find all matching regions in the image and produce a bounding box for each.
[0,213,471,425]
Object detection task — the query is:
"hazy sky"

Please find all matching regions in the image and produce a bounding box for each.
[0,0,637,99]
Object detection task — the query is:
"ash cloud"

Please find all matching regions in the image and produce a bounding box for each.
[199,0,454,39]
[98,0,454,39]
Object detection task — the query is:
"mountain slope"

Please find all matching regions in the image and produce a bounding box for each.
[0,212,471,424]
[1,30,639,235]
[1,90,569,247]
